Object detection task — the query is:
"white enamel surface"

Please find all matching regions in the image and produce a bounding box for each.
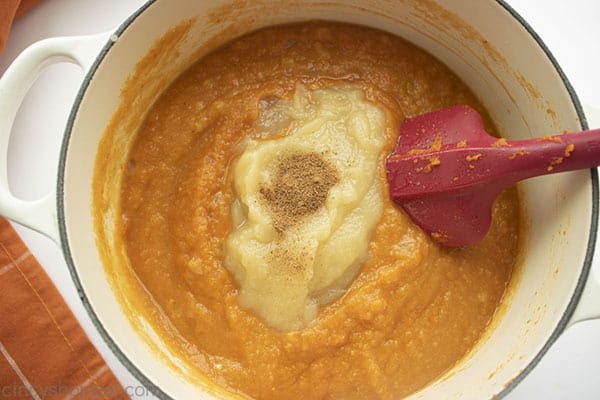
[0,31,113,242]
[0,36,85,241]
[1,0,599,399]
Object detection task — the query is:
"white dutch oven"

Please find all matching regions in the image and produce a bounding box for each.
[1,0,599,399]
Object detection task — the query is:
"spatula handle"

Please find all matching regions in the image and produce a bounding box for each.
[501,128,600,180]
[386,129,600,200]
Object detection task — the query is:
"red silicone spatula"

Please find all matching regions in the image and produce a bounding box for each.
[385,105,600,247]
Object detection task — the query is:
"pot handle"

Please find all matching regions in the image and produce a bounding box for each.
[568,102,600,326]
[0,31,113,243]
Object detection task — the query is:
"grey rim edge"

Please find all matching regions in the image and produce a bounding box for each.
[494,0,598,399]
[56,1,173,399]
[55,1,599,400]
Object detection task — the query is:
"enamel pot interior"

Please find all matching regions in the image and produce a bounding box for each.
[58,0,596,399]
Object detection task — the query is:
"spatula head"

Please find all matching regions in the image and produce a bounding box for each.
[399,188,500,247]
[387,104,600,246]
[386,105,501,247]
[392,105,495,153]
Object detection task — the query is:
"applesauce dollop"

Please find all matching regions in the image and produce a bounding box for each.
[226,85,386,331]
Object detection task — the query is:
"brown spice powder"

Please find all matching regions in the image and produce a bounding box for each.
[260,152,339,232]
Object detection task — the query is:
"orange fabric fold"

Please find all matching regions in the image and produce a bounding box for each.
[0,220,128,399]
[15,0,43,18]
[1,2,129,399]
[0,0,42,54]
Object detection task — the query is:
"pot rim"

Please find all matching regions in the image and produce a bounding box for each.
[494,0,598,396]
[55,1,599,399]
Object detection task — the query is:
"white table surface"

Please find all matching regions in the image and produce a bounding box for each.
[1,0,599,398]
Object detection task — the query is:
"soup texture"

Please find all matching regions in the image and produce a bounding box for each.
[116,22,520,399]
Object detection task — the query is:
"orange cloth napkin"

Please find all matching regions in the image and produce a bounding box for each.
[0,2,128,399]
[0,0,40,54]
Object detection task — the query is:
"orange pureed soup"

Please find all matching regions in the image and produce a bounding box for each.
[108,22,520,399]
